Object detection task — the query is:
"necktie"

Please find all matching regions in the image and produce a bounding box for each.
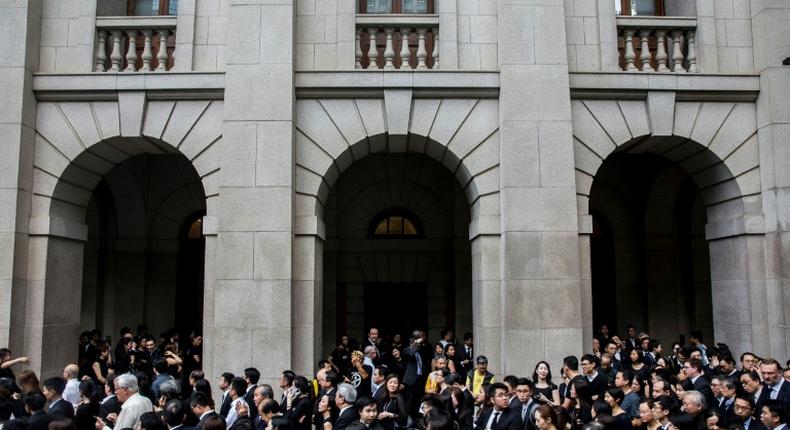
[522,405,527,420]
[416,351,423,375]
[467,347,472,357]
[771,385,779,400]
[491,411,500,430]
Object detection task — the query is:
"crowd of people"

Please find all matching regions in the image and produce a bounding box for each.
[1,324,790,430]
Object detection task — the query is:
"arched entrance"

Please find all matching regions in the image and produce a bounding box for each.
[589,152,713,343]
[27,99,221,377]
[322,153,473,350]
[572,98,765,356]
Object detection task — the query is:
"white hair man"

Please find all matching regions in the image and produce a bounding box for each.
[95,374,153,430]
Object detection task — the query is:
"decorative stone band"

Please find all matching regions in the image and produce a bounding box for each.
[616,16,697,73]
[94,16,177,73]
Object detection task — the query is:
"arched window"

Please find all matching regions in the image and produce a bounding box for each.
[368,209,423,238]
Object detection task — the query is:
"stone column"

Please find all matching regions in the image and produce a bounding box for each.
[0,1,41,365]
[497,0,584,377]
[212,0,295,389]
[752,2,790,359]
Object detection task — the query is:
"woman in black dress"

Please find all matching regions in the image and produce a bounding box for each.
[377,374,407,430]
[532,361,560,407]
[75,380,100,430]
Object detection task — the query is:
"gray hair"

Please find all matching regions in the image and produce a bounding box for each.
[364,346,376,356]
[115,373,139,393]
[257,384,274,399]
[336,383,357,404]
[684,390,705,408]
[159,379,181,398]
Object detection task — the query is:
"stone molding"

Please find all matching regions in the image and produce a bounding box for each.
[569,72,760,102]
[33,73,225,101]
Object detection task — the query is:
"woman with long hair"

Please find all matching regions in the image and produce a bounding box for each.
[75,380,100,430]
[443,344,458,374]
[534,405,560,430]
[285,376,312,430]
[377,374,407,430]
[568,379,592,430]
[91,344,112,385]
[532,361,560,406]
[17,369,41,395]
[449,386,473,430]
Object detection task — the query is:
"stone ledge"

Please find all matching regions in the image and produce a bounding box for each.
[33,72,226,101]
[295,71,500,98]
[570,72,760,102]
[705,215,766,241]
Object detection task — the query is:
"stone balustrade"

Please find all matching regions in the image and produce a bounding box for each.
[617,16,697,73]
[94,16,176,72]
[356,15,439,70]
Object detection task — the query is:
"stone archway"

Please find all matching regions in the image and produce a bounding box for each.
[291,92,501,375]
[571,97,766,357]
[25,97,222,377]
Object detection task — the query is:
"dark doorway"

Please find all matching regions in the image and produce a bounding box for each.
[364,283,428,339]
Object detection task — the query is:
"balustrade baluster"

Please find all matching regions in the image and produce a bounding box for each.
[623,28,637,71]
[125,30,139,72]
[638,29,653,72]
[399,28,411,69]
[110,30,124,71]
[367,27,379,70]
[156,29,170,71]
[432,27,439,69]
[142,29,154,71]
[416,28,428,69]
[384,27,395,69]
[654,29,669,72]
[670,30,685,73]
[686,29,697,73]
[95,30,108,72]
[355,30,362,69]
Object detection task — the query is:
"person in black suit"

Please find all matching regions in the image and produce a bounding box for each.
[283,377,312,430]
[760,399,788,430]
[734,397,767,430]
[715,378,738,428]
[164,398,196,430]
[458,334,474,378]
[580,355,608,401]
[512,379,538,430]
[190,392,219,429]
[23,393,55,430]
[244,368,261,421]
[219,373,235,419]
[98,375,121,421]
[42,377,73,420]
[330,383,359,430]
[475,383,522,430]
[682,359,715,409]
[401,335,427,419]
[760,360,790,412]
[346,397,385,430]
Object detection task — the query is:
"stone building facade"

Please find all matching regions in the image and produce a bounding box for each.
[1,0,790,386]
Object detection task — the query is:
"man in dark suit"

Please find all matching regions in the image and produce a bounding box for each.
[402,335,427,419]
[458,333,474,377]
[580,354,607,400]
[475,383,522,430]
[164,398,197,430]
[715,377,738,428]
[682,359,715,409]
[347,397,385,430]
[333,383,360,430]
[98,375,122,420]
[190,392,219,429]
[512,379,538,430]
[219,372,235,418]
[23,393,55,430]
[760,359,790,411]
[42,377,74,420]
[734,397,767,430]
[244,368,261,420]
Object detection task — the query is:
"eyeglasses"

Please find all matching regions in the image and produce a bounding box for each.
[494,392,509,398]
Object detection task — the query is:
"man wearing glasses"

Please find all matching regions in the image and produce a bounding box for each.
[95,373,153,430]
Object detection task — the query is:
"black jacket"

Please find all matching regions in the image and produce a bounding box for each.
[48,399,74,420]
[475,407,522,430]
[334,407,360,430]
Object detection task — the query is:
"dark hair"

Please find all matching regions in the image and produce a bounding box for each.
[503,375,518,388]
[734,396,755,409]
[221,372,234,385]
[690,331,704,343]
[463,333,473,341]
[163,399,185,426]
[230,377,248,397]
[281,370,295,385]
[190,370,205,381]
[261,398,281,415]
[140,412,166,430]
[670,412,697,430]
[324,371,338,387]
[686,359,704,373]
[425,409,456,430]
[153,358,169,374]
[606,388,624,405]
[193,379,213,407]
[22,392,46,411]
[445,373,461,386]
[293,376,310,396]
[356,396,377,411]
[591,399,611,417]
[42,377,66,395]
[488,382,509,397]
[763,400,787,424]
[535,405,559,425]
[78,379,99,402]
[203,415,227,430]
[244,368,261,385]
[515,378,534,390]
[654,395,677,415]
[617,369,634,385]
[581,354,599,368]
[533,361,554,385]
[190,391,211,408]
[563,356,579,371]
